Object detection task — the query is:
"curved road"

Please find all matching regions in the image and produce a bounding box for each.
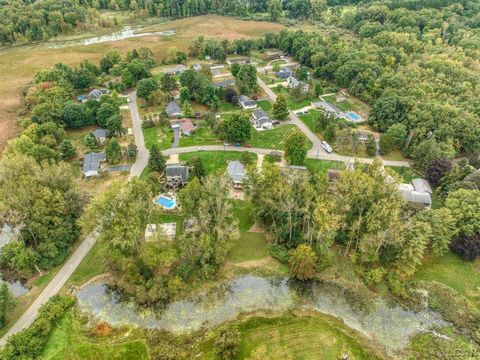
[0,72,409,347]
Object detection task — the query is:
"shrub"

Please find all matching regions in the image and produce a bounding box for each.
[450,233,480,261]
[269,244,289,263]
[363,267,386,286]
[214,327,241,360]
[92,322,112,337]
[288,244,318,280]
[426,158,453,188]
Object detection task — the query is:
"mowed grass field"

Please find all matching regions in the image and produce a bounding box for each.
[199,314,379,359]
[0,15,284,152]
[179,151,257,174]
[250,124,312,150]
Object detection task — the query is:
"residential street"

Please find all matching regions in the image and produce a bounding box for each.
[128,91,149,178]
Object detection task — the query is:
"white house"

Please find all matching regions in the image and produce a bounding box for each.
[288,76,309,93]
[398,178,433,208]
[238,95,257,110]
[251,109,272,129]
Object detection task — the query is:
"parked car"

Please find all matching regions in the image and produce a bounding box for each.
[321,141,333,153]
[271,120,280,125]
[244,143,252,148]
[223,142,232,146]
[198,147,206,151]
[234,143,241,147]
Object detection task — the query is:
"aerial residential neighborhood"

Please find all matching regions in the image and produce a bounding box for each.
[0,2,479,360]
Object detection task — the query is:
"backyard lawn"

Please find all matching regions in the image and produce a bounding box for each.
[178,122,222,147]
[305,159,344,175]
[228,232,269,263]
[179,151,257,174]
[257,100,272,111]
[142,125,173,150]
[250,124,311,150]
[413,252,480,304]
[323,95,370,115]
[273,87,318,110]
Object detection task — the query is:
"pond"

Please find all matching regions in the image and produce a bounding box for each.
[76,275,448,357]
[0,226,30,297]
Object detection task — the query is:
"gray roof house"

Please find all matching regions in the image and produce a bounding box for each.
[277,67,294,79]
[163,64,187,75]
[213,79,236,88]
[238,95,257,110]
[251,109,271,129]
[91,128,109,144]
[398,178,433,208]
[77,88,109,103]
[83,152,106,178]
[227,160,246,189]
[288,76,309,93]
[166,163,189,188]
[311,100,342,115]
[166,101,181,117]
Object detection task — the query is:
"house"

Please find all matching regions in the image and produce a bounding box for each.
[277,67,294,79]
[145,223,176,241]
[398,178,432,208]
[163,64,187,75]
[226,57,251,65]
[166,163,189,188]
[82,152,106,178]
[251,109,272,129]
[263,51,284,61]
[226,160,246,189]
[238,95,257,110]
[288,76,309,93]
[77,88,109,103]
[166,101,181,117]
[171,118,196,136]
[213,79,236,88]
[311,100,342,116]
[192,63,202,71]
[91,128,109,145]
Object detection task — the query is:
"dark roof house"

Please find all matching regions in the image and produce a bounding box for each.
[238,95,257,110]
[166,163,189,188]
[166,101,181,117]
[83,152,106,178]
[226,160,246,189]
[277,67,294,79]
[213,79,236,88]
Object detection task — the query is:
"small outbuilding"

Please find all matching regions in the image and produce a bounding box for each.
[166,101,181,117]
[91,128,109,145]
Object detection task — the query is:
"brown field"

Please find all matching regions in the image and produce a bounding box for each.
[0,15,284,152]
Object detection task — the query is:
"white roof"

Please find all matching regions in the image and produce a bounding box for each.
[227,160,246,183]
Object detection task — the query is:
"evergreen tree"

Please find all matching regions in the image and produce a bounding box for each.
[182,100,194,118]
[191,156,206,180]
[0,282,15,327]
[323,123,336,143]
[366,135,376,156]
[148,143,166,173]
[84,133,98,151]
[59,139,76,160]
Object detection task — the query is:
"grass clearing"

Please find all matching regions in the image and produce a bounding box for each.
[386,166,415,183]
[178,122,222,147]
[179,151,256,174]
[250,124,310,150]
[198,314,379,359]
[413,252,480,305]
[42,310,149,360]
[228,232,269,263]
[231,199,255,232]
[298,110,321,135]
[305,158,344,175]
[142,125,173,150]
[272,86,317,110]
[257,100,272,111]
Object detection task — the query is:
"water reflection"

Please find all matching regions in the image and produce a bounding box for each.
[76,275,448,355]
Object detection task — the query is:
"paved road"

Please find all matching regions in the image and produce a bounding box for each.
[256,76,410,168]
[128,91,149,178]
[0,234,97,346]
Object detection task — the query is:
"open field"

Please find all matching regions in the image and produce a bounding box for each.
[179,151,256,174]
[198,313,379,359]
[0,15,284,152]
[250,124,311,150]
[42,310,149,360]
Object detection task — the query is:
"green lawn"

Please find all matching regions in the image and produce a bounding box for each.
[142,125,173,150]
[322,95,370,114]
[386,166,416,183]
[219,101,239,112]
[298,110,321,134]
[273,87,318,110]
[413,252,480,304]
[179,151,256,174]
[250,124,311,150]
[231,199,255,232]
[42,310,149,360]
[305,159,344,175]
[178,122,222,147]
[228,232,269,263]
[198,315,377,359]
[257,100,272,111]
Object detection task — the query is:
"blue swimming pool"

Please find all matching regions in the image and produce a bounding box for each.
[155,196,176,209]
[345,111,362,122]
